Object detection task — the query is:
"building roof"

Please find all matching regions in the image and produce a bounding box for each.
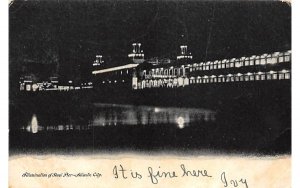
[92,64,139,74]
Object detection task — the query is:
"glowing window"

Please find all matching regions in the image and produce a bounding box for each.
[250,59,254,66]
[226,61,230,68]
[230,60,235,68]
[214,62,218,69]
[285,72,290,79]
[245,59,250,66]
[284,55,290,62]
[278,73,284,80]
[267,56,277,64]
[255,75,260,80]
[217,63,221,69]
[235,60,242,68]
[221,62,225,68]
[260,58,266,65]
[279,56,284,63]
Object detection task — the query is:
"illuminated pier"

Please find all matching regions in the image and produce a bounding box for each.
[92,43,291,90]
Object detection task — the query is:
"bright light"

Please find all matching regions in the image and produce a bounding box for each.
[92,64,138,75]
[176,117,185,129]
[26,114,38,134]
[177,55,193,59]
[154,108,161,113]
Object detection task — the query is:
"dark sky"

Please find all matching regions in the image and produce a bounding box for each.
[9,0,291,81]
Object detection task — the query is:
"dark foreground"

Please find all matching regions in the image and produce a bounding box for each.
[9,81,291,155]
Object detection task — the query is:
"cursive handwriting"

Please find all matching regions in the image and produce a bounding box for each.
[113,165,142,179]
[221,171,248,188]
[148,166,178,184]
[21,164,251,187]
[180,164,212,178]
[113,165,128,179]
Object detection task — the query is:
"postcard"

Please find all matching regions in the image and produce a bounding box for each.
[9,0,291,187]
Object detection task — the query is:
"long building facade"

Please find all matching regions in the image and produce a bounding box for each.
[134,51,291,90]
[92,43,291,91]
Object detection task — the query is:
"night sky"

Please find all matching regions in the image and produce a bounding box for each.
[9,0,291,84]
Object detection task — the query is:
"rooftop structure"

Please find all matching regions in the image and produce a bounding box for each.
[177,45,192,60]
[128,43,145,64]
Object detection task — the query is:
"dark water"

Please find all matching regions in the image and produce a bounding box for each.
[9,100,290,154]
[21,104,215,133]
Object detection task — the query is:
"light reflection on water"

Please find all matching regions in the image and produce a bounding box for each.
[25,114,40,133]
[93,103,215,128]
[22,104,216,133]
[176,117,185,129]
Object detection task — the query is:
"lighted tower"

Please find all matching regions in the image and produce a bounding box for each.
[177,45,192,60]
[128,43,145,64]
[93,55,104,67]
